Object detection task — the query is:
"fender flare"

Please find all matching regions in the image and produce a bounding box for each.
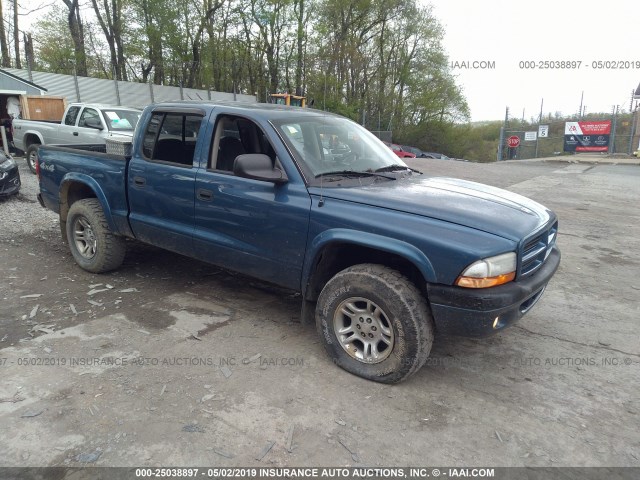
[301,228,437,293]
[59,173,117,232]
[22,130,45,148]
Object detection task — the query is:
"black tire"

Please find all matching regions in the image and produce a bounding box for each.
[65,198,126,273]
[316,263,434,384]
[26,144,40,174]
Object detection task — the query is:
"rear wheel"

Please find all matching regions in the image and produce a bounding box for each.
[26,144,40,174]
[66,199,126,273]
[316,263,434,383]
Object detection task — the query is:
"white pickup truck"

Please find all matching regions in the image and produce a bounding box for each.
[13,103,142,173]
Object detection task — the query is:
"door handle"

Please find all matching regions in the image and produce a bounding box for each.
[197,188,213,201]
[73,132,79,136]
[133,176,146,187]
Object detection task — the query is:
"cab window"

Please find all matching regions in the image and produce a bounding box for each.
[64,106,81,126]
[142,112,203,167]
[210,115,277,173]
[78,108,101,128]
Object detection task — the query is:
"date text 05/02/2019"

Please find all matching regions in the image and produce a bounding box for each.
[518,60,640,69]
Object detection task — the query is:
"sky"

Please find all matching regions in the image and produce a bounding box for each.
[17,1,638,123]
[427,0,639,121]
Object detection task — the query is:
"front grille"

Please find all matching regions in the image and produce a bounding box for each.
[520,221,557,278]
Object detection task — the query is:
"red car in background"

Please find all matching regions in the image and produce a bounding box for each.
[382,141,416,158]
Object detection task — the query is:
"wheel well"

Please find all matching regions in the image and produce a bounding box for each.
[60,182,97,222]
[304,243,427,302]
[24,134,41,149]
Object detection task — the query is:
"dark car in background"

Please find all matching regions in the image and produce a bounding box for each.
[398,145,452,160]
[0,153,20,197]
[423,152,451,160]
[401,145,424,158]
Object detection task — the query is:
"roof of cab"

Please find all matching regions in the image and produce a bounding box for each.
[148,100,343,121]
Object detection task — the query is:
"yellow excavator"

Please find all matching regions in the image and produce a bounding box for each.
[269,93,306,108]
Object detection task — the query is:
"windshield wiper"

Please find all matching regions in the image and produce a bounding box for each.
[374,164,420,174]
[315,170,396,180]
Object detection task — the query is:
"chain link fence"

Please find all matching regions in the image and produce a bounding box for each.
[498,111,639,160]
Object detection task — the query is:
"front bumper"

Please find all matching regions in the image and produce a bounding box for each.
[427,247,561,337]
[0,168,20,196]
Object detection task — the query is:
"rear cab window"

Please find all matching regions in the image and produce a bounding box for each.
[142,112,204,167]
[64,106,81,126]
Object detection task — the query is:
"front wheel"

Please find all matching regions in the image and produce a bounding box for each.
[316,264,434,383]
[66,199,126,273]
[26,144,40,174]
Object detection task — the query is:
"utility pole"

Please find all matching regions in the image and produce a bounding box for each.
[497,106,509,161]
[534,98,543,158]
[579,91,584,119]
[628,104,638,155]
[610,105,619,154]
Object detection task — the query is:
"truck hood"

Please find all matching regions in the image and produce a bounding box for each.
[308,176,553,241]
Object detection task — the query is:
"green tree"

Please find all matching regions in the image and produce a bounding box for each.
[31,11,77,74]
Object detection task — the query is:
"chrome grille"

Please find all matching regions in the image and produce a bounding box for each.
[520,222,558,277]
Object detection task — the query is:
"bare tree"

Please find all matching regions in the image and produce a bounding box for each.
[185,0,224,88]
[250,0,290,94]
[293,0,308,95]
[137,0,165,84]
[23,32,34,70]
[62,0,88,76]
[13,0,20,68]
[91,0,127,80]
[0,1,11,67]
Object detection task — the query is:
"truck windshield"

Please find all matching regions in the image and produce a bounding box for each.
[273,116,406,177]
[102,109,142,132]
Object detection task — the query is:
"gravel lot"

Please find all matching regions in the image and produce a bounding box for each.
[1,155,639,470]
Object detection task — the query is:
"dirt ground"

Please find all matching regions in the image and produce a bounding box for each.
[0,156,639,468]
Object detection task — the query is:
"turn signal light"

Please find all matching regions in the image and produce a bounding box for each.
[456,271,516,289]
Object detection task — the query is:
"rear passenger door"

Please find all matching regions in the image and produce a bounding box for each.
[128,108,206,255]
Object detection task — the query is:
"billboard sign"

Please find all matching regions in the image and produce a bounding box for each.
[564,121,611,152]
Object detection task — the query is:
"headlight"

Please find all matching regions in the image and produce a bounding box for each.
[456,252,516,288]
[0,157,16,171]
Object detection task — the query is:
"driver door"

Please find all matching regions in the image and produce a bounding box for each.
[193,112,311,290]
[60,107,105,144]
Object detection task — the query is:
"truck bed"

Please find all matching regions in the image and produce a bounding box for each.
[37,144,132,237]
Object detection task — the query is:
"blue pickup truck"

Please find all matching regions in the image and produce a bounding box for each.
[36,101,560,383]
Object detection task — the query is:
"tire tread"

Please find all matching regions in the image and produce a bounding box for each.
[66,198,126,273]
[316,263,434,383]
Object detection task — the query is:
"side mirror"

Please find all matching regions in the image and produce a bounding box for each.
[85,117,104,130]
[233,154,288,184]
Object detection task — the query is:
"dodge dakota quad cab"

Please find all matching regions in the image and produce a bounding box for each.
[36,101,560,383]
[13,103,142,174]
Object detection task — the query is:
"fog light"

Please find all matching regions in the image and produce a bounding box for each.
[492,316,500,329]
